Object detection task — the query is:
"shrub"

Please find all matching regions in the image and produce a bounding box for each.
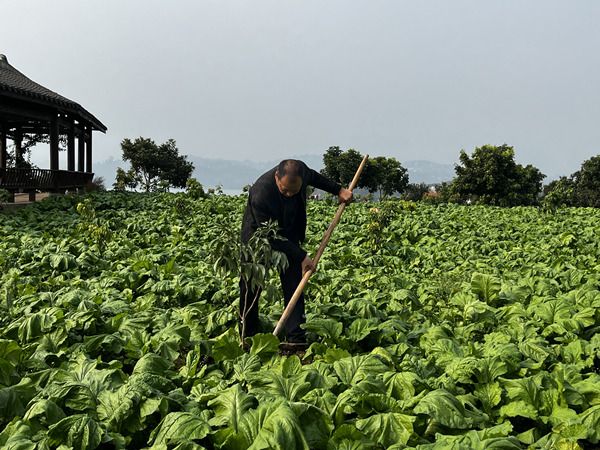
[0,188,12,208]
[84,176,106,192]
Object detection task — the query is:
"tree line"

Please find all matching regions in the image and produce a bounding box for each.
[322,145,600,208]
[111,136,600,208]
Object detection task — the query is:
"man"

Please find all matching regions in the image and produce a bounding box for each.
[240,159,353,343]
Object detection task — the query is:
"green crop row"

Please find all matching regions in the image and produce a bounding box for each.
[1,192,600,449]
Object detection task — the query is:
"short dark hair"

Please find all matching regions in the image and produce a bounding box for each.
[276,159,303,179]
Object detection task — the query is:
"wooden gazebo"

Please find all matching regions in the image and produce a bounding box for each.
[0,54,107,202]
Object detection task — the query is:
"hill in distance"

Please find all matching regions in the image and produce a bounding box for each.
[92,155,455,191]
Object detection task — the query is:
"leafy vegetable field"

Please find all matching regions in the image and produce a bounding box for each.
[1,192,600,449]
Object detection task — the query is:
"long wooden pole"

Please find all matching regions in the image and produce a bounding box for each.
[273,154,369,337]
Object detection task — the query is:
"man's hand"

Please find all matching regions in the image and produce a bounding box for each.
[338,188,353,205]
[301,255,315,276]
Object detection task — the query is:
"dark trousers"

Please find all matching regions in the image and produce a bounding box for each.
[239,256,306,343]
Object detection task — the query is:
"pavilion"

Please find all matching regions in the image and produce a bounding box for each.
[0,54,107,202]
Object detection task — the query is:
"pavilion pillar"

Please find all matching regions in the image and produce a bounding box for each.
[86,129,92,173]
[67,118,75,171]
[14,128,23,166]
[78,125,85,172]
[50,115,59,170]
[0,122,6,169]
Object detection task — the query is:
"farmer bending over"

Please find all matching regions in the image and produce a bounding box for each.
[240,159,353,344]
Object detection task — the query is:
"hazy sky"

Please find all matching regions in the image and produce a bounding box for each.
[3,1,599,179]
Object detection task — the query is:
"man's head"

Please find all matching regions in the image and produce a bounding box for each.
[275,159,303,197]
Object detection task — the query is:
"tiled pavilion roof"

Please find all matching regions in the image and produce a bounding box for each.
[0,54,106,132]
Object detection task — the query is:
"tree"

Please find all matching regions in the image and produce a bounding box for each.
[544,155,600,208]
[321,146,343,183]
[118,137,194,192]
[211,220,288,343]
[321,147,409,200]
[452,144,545,206]
[572,155,600,207]
[321,146,364,187]
[543,176,576,209]
[437,181,461,203]
[514,163,547,206]
[405,182,431,201]
[113,167,139,191]
[361,156,409,200]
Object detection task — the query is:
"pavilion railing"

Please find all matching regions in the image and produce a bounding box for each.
[0,168,94,192]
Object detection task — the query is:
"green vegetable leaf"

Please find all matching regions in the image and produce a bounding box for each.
[48,414,103,450]
[501,377,541,408]
[413,389,486,429]
[327,423,375,450]
[281,355,303,378]
[500,400,539,420]
[580,404,600,444]
[473,382,502,413]
[47,382,98,414]
[0,340,21,366]
[333,355,388,385]
[381,371,419,401]
[212,328,245,363]
[0,378,37,420]
[208,384,255,432]
[302,318,343,340]
[247,370,311,402]
[249,333,280,363]
[24,399,67,426]
[149,412,212,445]
[355,412,415,447]
[225,399,309,450]
[132,352,174,376]
[323,347,352,364]
[471,273,501,304]
[345,318,379,342]
[290,402,333,450]
[534,299,571,325]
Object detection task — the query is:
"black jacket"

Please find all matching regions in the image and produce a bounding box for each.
[241,161,342,263]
